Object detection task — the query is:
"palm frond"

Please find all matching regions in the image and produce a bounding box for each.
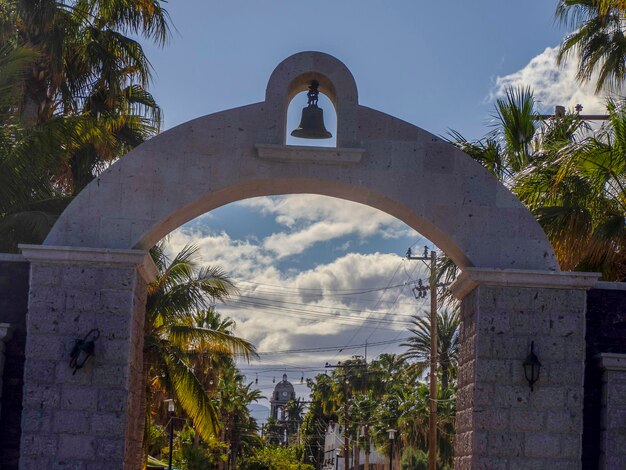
[164,352,220,441]
[168,324,257,361]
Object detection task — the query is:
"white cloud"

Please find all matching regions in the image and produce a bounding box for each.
[165,229,276,280]
[166,224,426,354]
[263,220,356,258]
[490,45,616,115]
[240,195,415,257]
[221,251,428,358]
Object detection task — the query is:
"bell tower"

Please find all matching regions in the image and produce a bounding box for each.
[270,373,296,420]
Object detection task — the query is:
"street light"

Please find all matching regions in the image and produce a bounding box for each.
[165,399,175,470]
[387,429,397,470]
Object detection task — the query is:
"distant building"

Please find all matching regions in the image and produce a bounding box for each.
[270,373,296,420]
[322,422,386,470]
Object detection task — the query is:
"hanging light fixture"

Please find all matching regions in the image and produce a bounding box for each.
[291,80,332,139]
[523,341,542,391]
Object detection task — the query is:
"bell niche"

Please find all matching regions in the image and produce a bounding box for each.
[286,83,337,147]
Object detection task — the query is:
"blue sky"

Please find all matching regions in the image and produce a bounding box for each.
[148,1,606,414]
[144,0,580,138]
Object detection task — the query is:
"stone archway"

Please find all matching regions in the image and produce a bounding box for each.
[19,52,598,469]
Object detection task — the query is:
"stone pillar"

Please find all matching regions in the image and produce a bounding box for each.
[451,269,599,470]
[598,353,626,469]
[0,323,14,421]
[18,245,157,470]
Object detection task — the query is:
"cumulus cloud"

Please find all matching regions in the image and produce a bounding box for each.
[224,251,427,348]
[490,45,618,115]
[165,225,426,358]
[239,195,415,257]
[165,229,276,280]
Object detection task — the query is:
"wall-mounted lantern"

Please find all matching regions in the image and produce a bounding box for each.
[523,341,542,391]
[69,328,100,375]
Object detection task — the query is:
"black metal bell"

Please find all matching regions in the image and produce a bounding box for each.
[291,80,332,139]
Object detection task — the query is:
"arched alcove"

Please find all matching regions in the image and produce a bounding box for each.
[286,90,337,147]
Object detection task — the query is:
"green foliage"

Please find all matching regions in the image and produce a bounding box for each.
[450,86,626,280]
[297,398,326,466]
[146,423,168,457]
[400,308,459,389]
[302,352,456,470]
[0,0,168,251]
[401,446,428,470]
[170,425,225,469]
[240,446,314,470]
[556,0,626,92]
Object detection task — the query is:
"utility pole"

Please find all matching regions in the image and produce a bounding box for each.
[406,246,441,470]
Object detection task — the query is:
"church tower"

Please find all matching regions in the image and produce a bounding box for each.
[270,374,296,420]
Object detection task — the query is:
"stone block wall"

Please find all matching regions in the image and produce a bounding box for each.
[455,285,587,470]
[0,256,29,469]
[18,247,150,469]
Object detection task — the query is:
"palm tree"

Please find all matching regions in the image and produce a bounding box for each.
[0,0,168,251]
[285,397,306,435]
[300,376,334,467]
[516,100,626,277]
[350,392,376,470]
[144,243,257,447]
[3,0,169,124]
[215,365,263,469]
[396,384,429,457]
[448,85,626,278]
[0,43,72,251]
[400,309,459,390]
[450,86,584,186]
[556,0,626,92]
[371,383,405,466]
[231,382,264,456]
[309,372,338,418]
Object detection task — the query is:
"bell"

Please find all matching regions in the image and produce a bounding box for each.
[291,80,332,139]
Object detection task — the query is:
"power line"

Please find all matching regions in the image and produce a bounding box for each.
[234,279,416,294]
[364,260,422,343]
[225,306,409,330]
[335,259,405,355]
[252,337,411,355]
[230,294,419,318]
[236,286,420,306]
[224,299,414,326]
